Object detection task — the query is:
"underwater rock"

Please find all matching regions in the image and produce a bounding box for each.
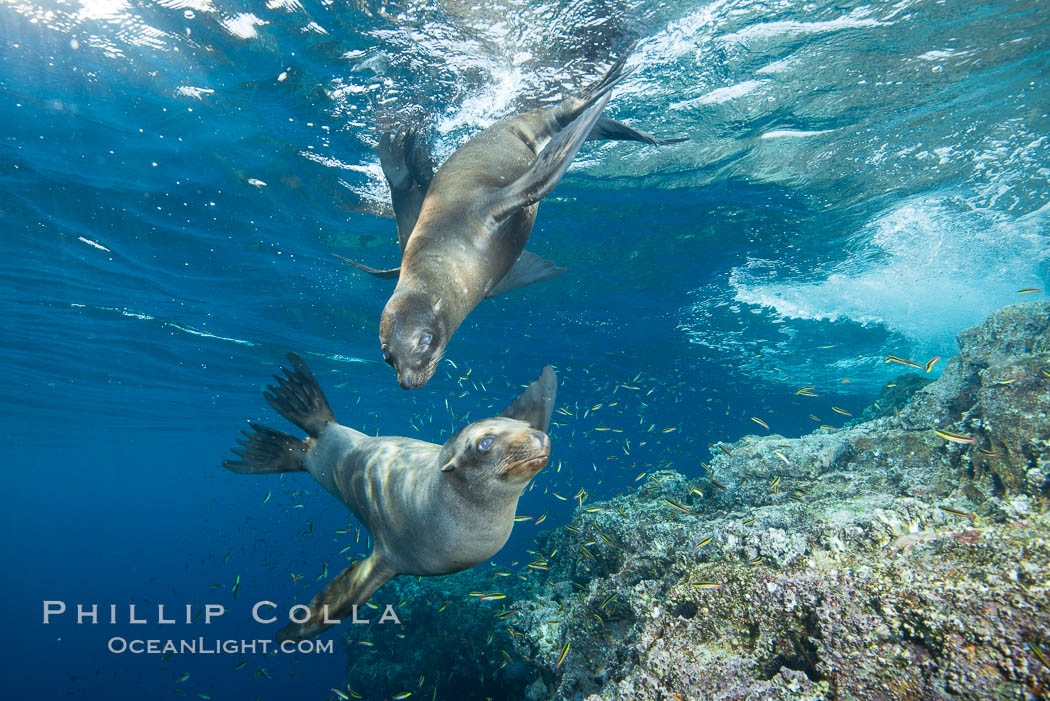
[503,300,1050,699]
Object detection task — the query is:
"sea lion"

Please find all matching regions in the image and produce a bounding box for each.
[340,52,683,389]
[222,353,557,641]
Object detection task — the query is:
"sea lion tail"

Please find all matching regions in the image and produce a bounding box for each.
[263,352,336,438]
[223,422,306,474]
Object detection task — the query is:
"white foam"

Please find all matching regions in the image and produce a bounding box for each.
[760,129,834,139]
[730,196,1049,347]
[220,13,266,40]
[672,80,765,109]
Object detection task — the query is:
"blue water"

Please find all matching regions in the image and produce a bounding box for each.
[2,0,1048,698]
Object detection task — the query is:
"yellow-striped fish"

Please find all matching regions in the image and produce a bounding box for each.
[935,429,975,445]
[924,356,941,373]
[556,642,570,667]
[691,581,722,589]
[884,355,922,369]
[694,536,712,550]
[663,499,691,514]
[939,505,975,520]
[751,417,769,430]
[1017,288,1041,294]
[831,406,852,417]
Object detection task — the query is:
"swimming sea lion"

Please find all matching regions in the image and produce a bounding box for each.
[222,353,557,641]
[340,52,683,389]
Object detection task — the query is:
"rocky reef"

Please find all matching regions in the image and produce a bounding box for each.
[342,300,1050,700]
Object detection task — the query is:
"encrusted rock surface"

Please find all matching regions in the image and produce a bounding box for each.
[508,301,1050,700]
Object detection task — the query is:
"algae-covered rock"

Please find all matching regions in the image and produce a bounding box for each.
[506,300,1050,700]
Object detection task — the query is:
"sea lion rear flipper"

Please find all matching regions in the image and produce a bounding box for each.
[276,557,394,642]
[222,423,306,474]
[379,127,435,253]
[333,253,400,280]
[484,94,612,224]
[500,366,558,432]
[587,116,687,146]
[264,353,336,438]
[486,251,566,297]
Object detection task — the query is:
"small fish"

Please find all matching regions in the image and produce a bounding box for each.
[939,505,976,520]
[234,661,247,670]
[994,378,1017,385]
[584,507,604,513]
[794,386,816,395]
[694,536,712,550]
[831,406,852,417]
[535,514,547,525]
[884,355,922,369]
[710,479,728,490]
[358,641,375,647]
[552,492,567,501]
[751,417,769,430]
[346,686,363,699]
[748,556,762,565]
[742,516,756,525]
[331,690,350,701]
[977,447,997,457]
[564,525,581,534]
[392,692,413,700]
[770,476,781,496]
[177,673,191,683]
[601,594,617,609]
[935,429,975,445]
[1029,641,1050,668]
[717,444,732,456]
[556,642,571,668]
[663,499,691,514]
[1017,288,1041,294]
[774,451,792,467]
[924,356,941,373]
[691,581,722,589]
[513,516,532,522]
[662,427,677,433]
[262,489,271,504]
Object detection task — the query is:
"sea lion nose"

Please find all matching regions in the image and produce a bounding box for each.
[398,370,416,390]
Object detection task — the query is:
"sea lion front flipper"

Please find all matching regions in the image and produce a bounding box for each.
[379,127,435,253]
[264,353,336,438]
[484,94,612,225]
[333,253,401,280]
[587,116,688,146]
[485,250,566,297]
[276,556,394,642]
[500,366,558,432]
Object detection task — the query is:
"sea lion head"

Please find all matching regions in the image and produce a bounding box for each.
[379,291,448,390]
[436,365,558,494]
[437,418,551,491]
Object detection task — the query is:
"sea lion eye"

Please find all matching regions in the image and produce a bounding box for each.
[381,348,392,363]
[419,333,433,347]
[477,436,495,453]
